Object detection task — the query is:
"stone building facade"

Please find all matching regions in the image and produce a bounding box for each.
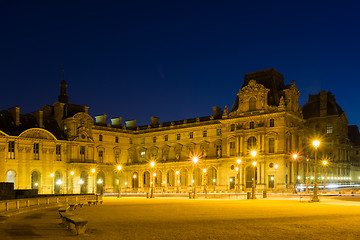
[0,69,359,194]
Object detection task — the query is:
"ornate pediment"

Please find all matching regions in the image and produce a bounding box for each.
[230,80,270,117]
[19,128,57,141]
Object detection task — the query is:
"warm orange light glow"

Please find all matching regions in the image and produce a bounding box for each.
[292,154,298,160]
[235,167,239,172]
[251,150,257,157]
[50,173,54,178]
[91,168,95,173]
[133,174,137,179]
[323,160,328,166]
[176,170,180,175]
[236,159,241,164]
[153,172,156,177]
[117,165,122,171]
[252,161,257,167]
[274,164,278,169]
[192,157,199,164]
[313,140,320,149]
[203,169,207,173]
[150,161,155,168]
[70,171,74,176]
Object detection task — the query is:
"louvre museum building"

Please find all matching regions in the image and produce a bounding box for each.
[1,69,359,195]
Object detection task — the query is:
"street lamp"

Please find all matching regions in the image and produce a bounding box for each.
[306,158,310,193]
[251,150,257,199]
[323,160,327,193]
[91,168,96,194]
[292,154,298,194]
[312,140,320,202]
[117,165,122,198]
[56,179,62,194]
[150,161,155,198]
[70,171,74,194]
[176,170,180,193]
[50,173,54,194]
[97,178,103,195]
[236,159,241,192]
[192,157,198,198]
[203,168,207,198]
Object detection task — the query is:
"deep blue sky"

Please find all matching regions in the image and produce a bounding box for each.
[1,1,359,126]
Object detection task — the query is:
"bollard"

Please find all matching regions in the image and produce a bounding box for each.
[16,201,20,209]
[146,193,150,198]
[263,190,267,198]
[5,202,8,211]
[37,199,40,206]
[27,200,30,207]
[246,191,251,199]
[189,192,192,199]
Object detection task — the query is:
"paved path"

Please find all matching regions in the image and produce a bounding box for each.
[1,197,360,239]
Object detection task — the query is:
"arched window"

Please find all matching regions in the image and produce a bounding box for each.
[249,97,256,111]
[7,170,16,187]
[247,136,257,150]
[143,171,150,187]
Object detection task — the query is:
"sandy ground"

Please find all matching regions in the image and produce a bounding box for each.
[1,197,360,240]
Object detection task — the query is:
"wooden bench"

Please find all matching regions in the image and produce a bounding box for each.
[64,216,88,235]
[58,206,70,217]
[59,212,74,225]
[88,200,103,205]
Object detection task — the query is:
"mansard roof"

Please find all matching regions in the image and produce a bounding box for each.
[231,68,289,112]
[0,110,67,139]
[348,125,360,146]
[302,91,344,119]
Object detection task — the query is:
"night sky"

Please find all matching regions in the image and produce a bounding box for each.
[1,1,359,127]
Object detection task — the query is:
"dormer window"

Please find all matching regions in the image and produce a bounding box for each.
[249,97,256,111]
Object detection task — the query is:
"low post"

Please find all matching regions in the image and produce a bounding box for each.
[16,201,19,209]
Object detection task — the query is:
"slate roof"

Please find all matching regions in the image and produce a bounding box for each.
[302,91,344,119]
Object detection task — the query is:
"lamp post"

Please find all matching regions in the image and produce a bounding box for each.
[292,154,298,194]
[203,169,207,198]
[236,159,241,193]
[50,173,54,194]
[97,178,103,195]
[312,140,320,202]
[117,165,122,198]
[78,179,84,194]
[176,170,180,193]
[132,174,137,190]
[91,168,96,194]
[323,160,327,193]
[192,157,198,198]
[274,164,278,191]
[70,171,74,194]
[56,179,62,194]
[251,150,257,199]
[306,158,309,193]
[150,161,155,198]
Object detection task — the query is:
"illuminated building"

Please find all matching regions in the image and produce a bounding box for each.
[0,69,359,194]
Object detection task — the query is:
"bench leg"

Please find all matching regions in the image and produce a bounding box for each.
[75,223,87,235]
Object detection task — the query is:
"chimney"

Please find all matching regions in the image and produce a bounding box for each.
[111,117,123,128]
[150,116,159,125]
[212,106,222,118]
[319,90,327,117]
[125,120,136,128]
[9,107,20,126]
[84,106,89,114]
[95,114,107,125]
[33,110,43,128]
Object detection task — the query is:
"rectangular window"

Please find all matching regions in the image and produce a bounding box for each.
[230,142,235,156]
[203,130,207,137]
[115,136,119,143]
[33,143,39,160]
[98,150,103,163]
[56,145,61,161]
[190,132,193,139]
[8,141,15,159]
[327,123,333,134]
[250,122,254,129]
[165,135,168,141]
[153,136,156,143]
[115,152,119,163]
[230,124,235,131]
[140,151,146,162]
[99,135,103,141]
[269,138,275,153]
[217,129,221,136]
[177,134,180,140]
[270,119,274,127]
[216,145,222,158]
[80,146,85,160]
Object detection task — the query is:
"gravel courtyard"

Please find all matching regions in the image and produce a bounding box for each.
[1,197,360,240]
